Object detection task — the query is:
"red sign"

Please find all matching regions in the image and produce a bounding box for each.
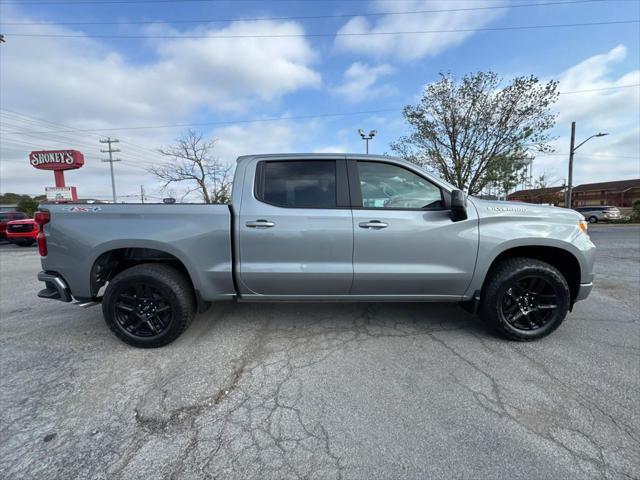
[29,150,84,171]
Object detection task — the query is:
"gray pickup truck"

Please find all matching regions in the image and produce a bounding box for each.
[36,154,596,347]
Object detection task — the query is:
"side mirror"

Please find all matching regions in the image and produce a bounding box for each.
[450,190,468,222]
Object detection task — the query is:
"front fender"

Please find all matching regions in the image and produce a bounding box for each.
[465,214,596,298]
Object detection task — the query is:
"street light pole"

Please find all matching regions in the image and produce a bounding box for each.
[567,122,576,207]
[358,129,377,154]
[565,122,608,208]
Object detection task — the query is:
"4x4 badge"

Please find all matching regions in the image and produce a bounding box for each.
[62,206,101,212]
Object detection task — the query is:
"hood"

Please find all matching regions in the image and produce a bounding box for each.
[469,198,583,223]
[6,219,36,226]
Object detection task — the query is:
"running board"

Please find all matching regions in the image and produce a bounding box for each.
[73,300,101,308]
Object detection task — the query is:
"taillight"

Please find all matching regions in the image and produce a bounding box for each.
[35,211,50,226]
[34,211,50,256]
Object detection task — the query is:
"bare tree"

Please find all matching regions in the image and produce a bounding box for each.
[149,129,233,204]
[391,72,559,195]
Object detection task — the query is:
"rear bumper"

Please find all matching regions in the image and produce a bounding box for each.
[37,271,72,302]
[575,282,593,302]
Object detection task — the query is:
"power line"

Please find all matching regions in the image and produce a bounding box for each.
[2,83,638,136]
[536,152,640,159]
[1,108,400,134]
[0,109,168,164]
[0,0,604,26]
[558,84,640,94]
[0,0,589,4]
[4,19,638,39]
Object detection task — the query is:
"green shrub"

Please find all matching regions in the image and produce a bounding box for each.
[632,200,640,222]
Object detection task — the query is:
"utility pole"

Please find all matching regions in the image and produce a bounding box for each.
[565,122,609,208]
[566,122,576,208]
[140,185,145,204]
[100,138,121,203]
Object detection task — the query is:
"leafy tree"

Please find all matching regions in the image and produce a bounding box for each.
[391,72,559,195]
[17,197,39,217]
[150,129,233,204]
[485,154,530,197]
[0,193,32,205]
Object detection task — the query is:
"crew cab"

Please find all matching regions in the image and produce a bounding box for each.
[36,154,596,347]
[6,218,38,246]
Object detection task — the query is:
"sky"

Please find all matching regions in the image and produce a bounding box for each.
[0,0,639,202]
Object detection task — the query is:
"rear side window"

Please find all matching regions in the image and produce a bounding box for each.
[0,213,7,222]
[258,161,337,208]
[11,212,27,220]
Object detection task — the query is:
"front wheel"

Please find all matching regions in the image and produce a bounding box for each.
[480,258,570,341]
[102,263,195,348]
[588,216,598,224]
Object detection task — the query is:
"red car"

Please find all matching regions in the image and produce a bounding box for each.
[6,218,38,246]
[0,211,28,239]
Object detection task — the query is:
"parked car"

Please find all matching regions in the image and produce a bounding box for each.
[6,218,38,246]
[35,154,596,348]
[574,206,621,223]
[0,211,27,239]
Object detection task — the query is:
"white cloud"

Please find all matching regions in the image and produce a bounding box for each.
[333,0,506,61]
[0,12,322,200]
[332,62,396,103]
[533,45,640,185]
[555,45,640,130]
[313,146,349,154]
[1,18,321,125]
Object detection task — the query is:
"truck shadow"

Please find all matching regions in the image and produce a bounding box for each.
[188,301,494,344]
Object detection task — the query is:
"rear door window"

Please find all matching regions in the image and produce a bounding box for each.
[258,161,337,208]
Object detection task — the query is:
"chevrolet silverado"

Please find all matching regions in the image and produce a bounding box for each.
[35,154,596,347]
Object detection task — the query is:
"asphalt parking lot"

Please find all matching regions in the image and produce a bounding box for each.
[1,225,638,480]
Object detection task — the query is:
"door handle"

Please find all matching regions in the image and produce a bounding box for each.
[359,220,388,229]
[246,219,275,228]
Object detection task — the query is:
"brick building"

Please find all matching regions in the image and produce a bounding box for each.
[572,179,640,208]
[507,179,640,208]
[507,186,565,205]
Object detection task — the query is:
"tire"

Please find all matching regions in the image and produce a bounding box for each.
[480,257,570,341]
[588,216,598,224]
[102,263,195,348]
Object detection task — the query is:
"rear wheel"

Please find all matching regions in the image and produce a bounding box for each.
[480,258,570,341]
[102,264,195,348]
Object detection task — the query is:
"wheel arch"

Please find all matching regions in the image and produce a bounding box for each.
[481,245,581,307]
[89,247,202,308]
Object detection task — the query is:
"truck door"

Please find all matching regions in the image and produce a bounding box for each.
[238,158,353,296]
[349,160,479,298]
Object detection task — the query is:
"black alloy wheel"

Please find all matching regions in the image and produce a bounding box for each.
[500,275,560,331]
[113,283,173,338]
[480,257,571,341]
[102,263,195,348]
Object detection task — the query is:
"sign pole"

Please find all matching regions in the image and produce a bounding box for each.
[54,170,66,187]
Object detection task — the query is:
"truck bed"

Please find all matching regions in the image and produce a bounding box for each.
[40,203,235,301]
